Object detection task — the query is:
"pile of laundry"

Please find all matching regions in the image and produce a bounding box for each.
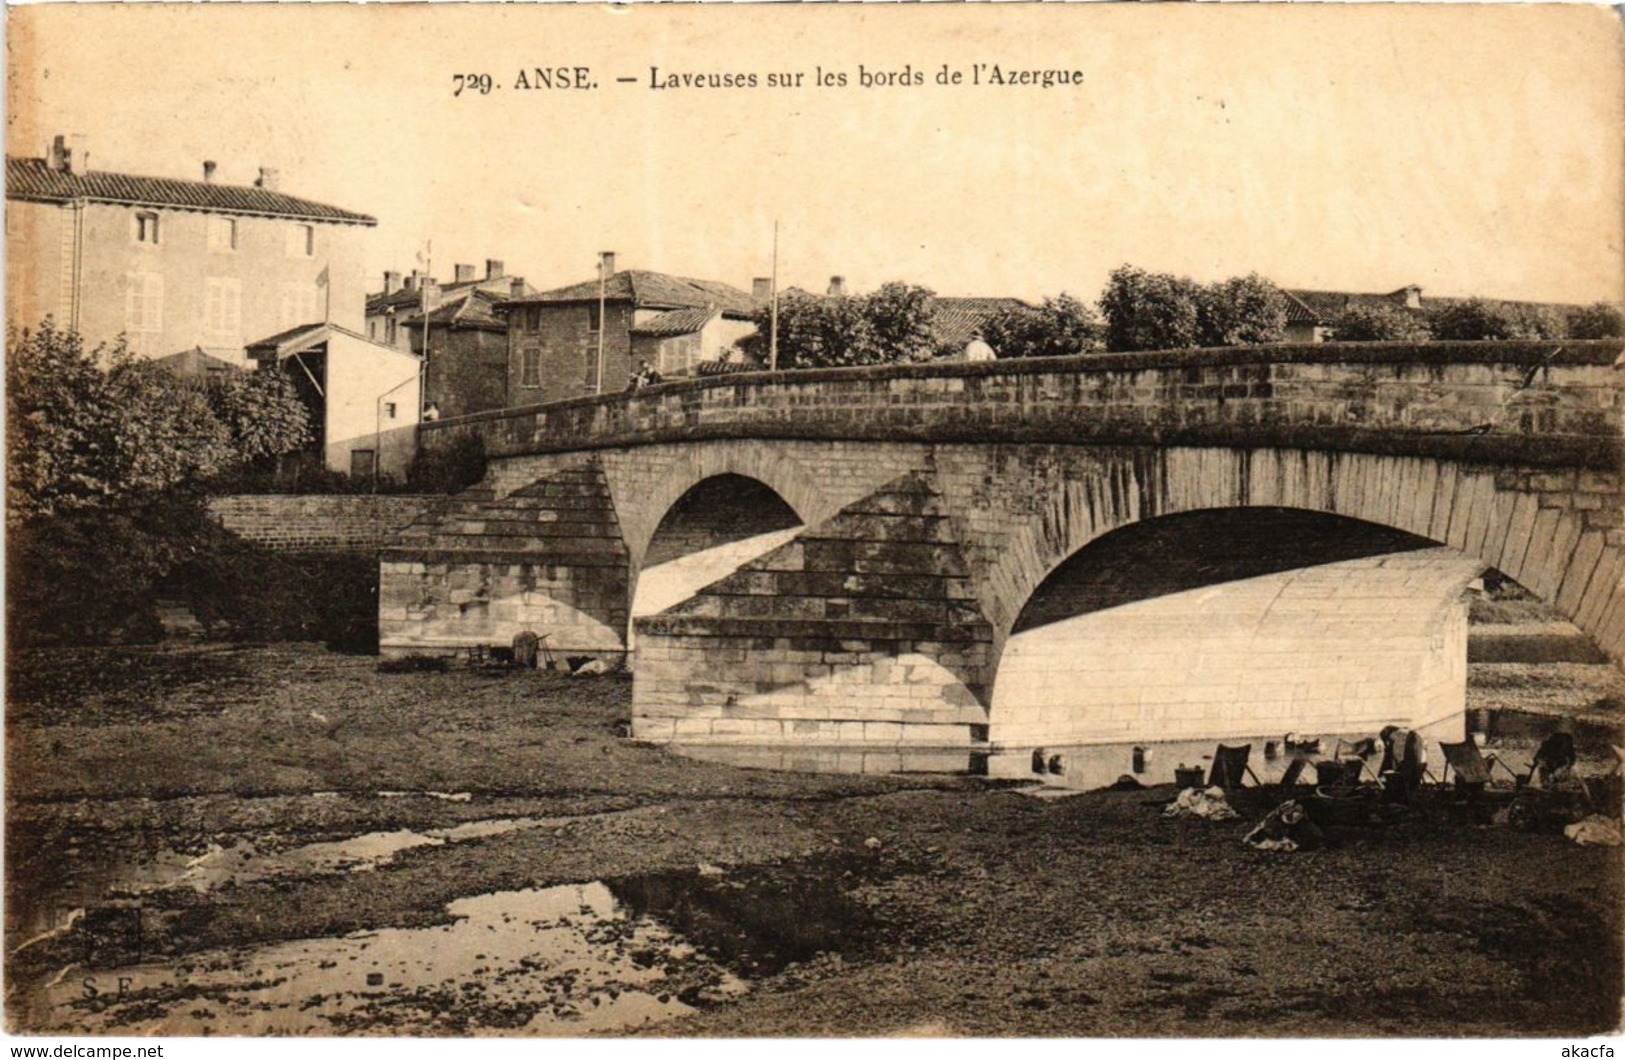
[1162,786,1239,821]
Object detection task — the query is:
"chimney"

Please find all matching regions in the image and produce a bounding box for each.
[752,277,772,301]
[49,134,87,176]
[383,271,402,295]
[599,251,616,277]
[254,167,281,192]
[485,259,505,280]
[1404,285,1422,310]
[827,275,846,297]
[454,263,476,284]
[510,277,527,298]
[403,273,419,293]
[202,160,217,183]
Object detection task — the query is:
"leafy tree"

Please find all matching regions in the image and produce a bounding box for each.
[744,283,938,368]
[203,368,312,465]
[6,320,312,522]
[1098,266,1202,352]
[1195,274,1289,347]
[981,294,1103,359]
[1427,298,1531,341]
[1328,301,1432,342]
[6,318,316,645]
[1566,302,1625,340]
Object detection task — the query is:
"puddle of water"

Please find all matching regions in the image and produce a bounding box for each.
[33,882,746,1036]
[607,856,883,980]
[10,817,560,946]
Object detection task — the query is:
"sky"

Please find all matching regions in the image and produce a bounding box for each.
[6,3,1623,306]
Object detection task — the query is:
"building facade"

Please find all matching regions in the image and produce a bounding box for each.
[5,136,374,365]
[500,260,761,407]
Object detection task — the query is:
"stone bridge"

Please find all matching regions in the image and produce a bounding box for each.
[382,340,1624,754]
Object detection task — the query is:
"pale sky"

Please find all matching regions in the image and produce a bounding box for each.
[7,3,1623,305]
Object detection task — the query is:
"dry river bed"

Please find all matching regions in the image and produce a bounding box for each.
[5,643,1622,1037]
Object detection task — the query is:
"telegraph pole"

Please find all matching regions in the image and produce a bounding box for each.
[769,220,780,371]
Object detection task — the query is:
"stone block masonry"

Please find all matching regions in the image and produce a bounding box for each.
[210,494,436,551]
[378,464,629,657]
[632,472,994,747]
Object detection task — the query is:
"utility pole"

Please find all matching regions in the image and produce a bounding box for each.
[769,220,780,371]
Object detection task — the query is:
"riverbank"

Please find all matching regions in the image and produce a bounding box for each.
[6,644,1621,1036]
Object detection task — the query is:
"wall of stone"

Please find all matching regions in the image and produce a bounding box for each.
[377,466,629,657]
[427,339,1624,471]
[210,494,435,551]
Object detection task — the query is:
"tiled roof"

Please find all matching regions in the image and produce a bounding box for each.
[367,276,535,316]
[401,288,508,332]
[5,157,376,225]
[505,270,760,317]
[153,347,246,377]
[630,307,717,338]
[928,296,1029,349]
[244,322,391,360]
[244,322,331,359]
[1285,289,1413,323]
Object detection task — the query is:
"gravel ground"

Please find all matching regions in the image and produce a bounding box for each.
[6,644,1622,1037]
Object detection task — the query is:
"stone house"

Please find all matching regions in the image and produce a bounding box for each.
[5,135,374,364]
[500,256,761,406]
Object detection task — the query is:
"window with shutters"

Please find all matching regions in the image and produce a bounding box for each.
[520,347,542,388]
[125,273,163,332]
[204,278,242,343]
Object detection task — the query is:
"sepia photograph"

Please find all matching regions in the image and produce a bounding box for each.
[3,0,1624,1043]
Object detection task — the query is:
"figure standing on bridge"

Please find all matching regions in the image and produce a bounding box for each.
[963,330,996,362]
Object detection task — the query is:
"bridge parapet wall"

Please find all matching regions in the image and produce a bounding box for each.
[423,341,1623,471]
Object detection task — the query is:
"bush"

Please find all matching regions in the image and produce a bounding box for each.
[1427,298,1561,341]
[1329,302,1432,342]
[1099,266,1202,352]
[981,294,1103,359]
[741,282,939,368]
[1566,302,1624,340]
[1195,274,1288,347]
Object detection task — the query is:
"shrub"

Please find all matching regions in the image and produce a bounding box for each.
[406,433,487,494]
[1329,302,1432,342]
[982,294,1103,359]
[1566,302,1624,340]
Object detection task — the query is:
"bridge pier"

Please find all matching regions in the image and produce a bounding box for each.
[631,473,993,746]
[378,462,630,659]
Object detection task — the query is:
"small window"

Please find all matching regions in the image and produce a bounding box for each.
[384,402,398,419]
[520,347,541,388]
[208,216,237,251]
[587,303,601,332]
[134,211,160,244]
[286,223,314,258]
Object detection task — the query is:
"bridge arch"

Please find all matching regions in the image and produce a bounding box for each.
[604,443,841,573]
[973,447,1621,674]
[987,506,1485,750]
[630,473,805,629]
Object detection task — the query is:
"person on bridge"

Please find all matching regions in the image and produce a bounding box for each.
[963,331,996,362]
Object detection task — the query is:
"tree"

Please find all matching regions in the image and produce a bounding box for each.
[1328,301,1432,342]
[6,320,312,522]
[1195,274,1288,347]
[203,368,312,465]
[1098,266,1202,352]
[981,294,1103,359]
[6,318,315,645]
[1567,302,1625,340]
[1436,295,1547,341]
[744,283,938,368]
